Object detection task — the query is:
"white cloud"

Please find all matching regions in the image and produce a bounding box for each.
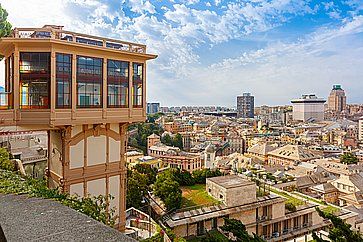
[128,0,156,14]
[0,0,362,106]
[214,0,221,6]
[168,16,363,106]
[185,0,200,5]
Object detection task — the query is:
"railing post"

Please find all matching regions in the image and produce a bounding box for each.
[51,30,56,39]
[13,28,19,38]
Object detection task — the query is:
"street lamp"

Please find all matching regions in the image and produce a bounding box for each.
[141,191,152,238]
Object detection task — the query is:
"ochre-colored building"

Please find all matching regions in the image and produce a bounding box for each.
[0,25,157,231]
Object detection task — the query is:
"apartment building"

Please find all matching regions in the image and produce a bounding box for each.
[359,117,363,142]
[237,93,254,118]
[327,85,346,113]
[164,175,331,241]
[268,145,322,166]
[291,95,326,122]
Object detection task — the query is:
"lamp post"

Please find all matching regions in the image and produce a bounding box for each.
[142,191,152,238]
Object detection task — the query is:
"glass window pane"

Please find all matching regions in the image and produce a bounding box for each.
[107,59,129,108]
[20,52,50,109]
[77,55,103,108]
[56,53,72,108]
[132,63,143,107]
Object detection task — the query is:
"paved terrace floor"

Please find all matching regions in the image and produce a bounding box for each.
[0,194,136,242]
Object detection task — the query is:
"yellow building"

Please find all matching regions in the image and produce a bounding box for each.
[126,150,144,168]
[129,156,163,169]
[0,25,157,231]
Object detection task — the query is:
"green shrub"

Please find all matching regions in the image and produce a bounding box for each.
[0,148,14,171]
[285,202,297,212]
[0,169,116,226]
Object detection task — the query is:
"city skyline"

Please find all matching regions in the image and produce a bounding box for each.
[0,0,363,106]
[2,2,363,242]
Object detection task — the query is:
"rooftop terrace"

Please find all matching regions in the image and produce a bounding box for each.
[7,25,147,54]
[207,175,254,189]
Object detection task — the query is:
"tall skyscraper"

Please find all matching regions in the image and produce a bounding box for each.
[237,93,254,118]
[327,85,346,113]
[291,94,326,122]
[147,102,160,114]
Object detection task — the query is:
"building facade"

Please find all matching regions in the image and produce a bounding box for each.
[165,175,332,241]
[0,25,157,231]
[267,144,322,166]
[147,102,160,114]
[359,118,363,142]
[327,85,346,113]
[291,94,326,122]
[237,93,254,118]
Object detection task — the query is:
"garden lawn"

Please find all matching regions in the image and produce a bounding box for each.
[181,184,219,208]
[270,187,304,207]
[322,205,340,215]
[186,230,229,242]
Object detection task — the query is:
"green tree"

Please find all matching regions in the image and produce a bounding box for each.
[173,133,183,150]
[0,147,14,171]
[147,113,164,123]
[312,207,363,242]
[134,163,158,186]
[178,170,195,186]
[340,153,359,165]
[220,218,264,242]
[126,169,148,209]
[154,171,182,210]
[0,4,12,60]
[161,133,173,146]
[192,168,222,184]
[128,122,164,154]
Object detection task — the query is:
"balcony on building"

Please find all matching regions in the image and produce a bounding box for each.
[0,25,157,127]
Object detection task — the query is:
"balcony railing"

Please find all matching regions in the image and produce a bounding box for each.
[11,27,146,54]
[263,222,313,241]
[256,215,272,222]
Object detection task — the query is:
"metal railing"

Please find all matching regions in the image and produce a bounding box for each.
[256,215,272,222]
[11,27,147,54]
[263,222,313,240]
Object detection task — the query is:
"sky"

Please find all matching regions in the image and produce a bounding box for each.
[1,0,363,107]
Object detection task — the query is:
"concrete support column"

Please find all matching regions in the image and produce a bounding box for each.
[119,123,128,231]
[63,127,72,193]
